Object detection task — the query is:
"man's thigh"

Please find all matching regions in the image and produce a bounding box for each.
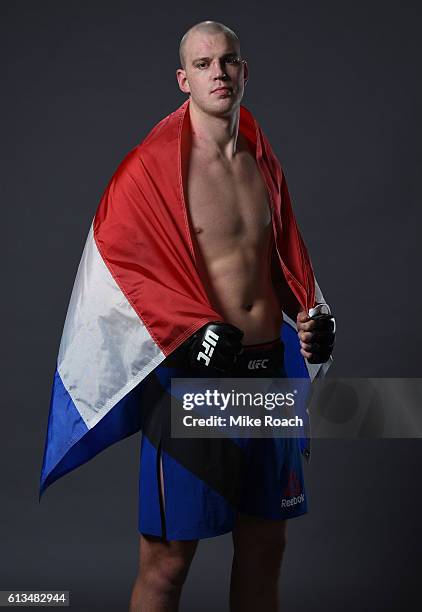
[139,533,199,572]
[232,512,287,567]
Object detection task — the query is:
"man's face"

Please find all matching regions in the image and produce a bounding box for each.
[176,31,248,117]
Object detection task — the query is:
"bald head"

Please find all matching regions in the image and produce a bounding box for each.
[179,20,240,70]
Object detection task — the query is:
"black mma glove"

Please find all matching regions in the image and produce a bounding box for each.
[306,307,336,364]
[186,321,244,373]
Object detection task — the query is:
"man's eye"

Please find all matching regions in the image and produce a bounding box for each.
[196,62,208,69]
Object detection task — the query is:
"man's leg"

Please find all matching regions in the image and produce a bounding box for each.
[129,533,198,612]
[130,456,199,611]
[229,512,287,612]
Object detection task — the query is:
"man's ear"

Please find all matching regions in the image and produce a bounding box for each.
[176,68,190,94]
[243,60,249,86]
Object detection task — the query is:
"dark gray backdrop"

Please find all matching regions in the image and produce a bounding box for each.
[2,1,421,610]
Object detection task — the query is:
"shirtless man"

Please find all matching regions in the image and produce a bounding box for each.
[130,20,334,612]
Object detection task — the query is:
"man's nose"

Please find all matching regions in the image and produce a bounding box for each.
[210,59,228,79]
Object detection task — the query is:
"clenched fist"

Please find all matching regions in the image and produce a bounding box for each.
[187,321,244,372]
[297,308,336,364]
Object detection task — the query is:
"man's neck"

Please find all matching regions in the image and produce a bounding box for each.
[188,97,243,162]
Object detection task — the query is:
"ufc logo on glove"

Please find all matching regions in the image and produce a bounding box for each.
[196,328,220,366]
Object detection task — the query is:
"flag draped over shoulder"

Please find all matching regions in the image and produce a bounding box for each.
[39,97,332,500]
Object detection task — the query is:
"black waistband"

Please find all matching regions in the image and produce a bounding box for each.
[242,337,282,352]
[231,337,285,376]
[164,336,284,371]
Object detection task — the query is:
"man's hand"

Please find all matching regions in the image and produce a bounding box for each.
[297,310,336,364]
[187,321,244,373]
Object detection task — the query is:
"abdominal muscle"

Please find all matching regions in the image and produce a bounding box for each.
[195,231,283,345]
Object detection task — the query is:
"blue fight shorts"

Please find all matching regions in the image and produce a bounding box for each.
[138,336,308,540]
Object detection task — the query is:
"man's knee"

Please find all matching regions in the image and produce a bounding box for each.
[142,555,190,593]
[138,534,198,591]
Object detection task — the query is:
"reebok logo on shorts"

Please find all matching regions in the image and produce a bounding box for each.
[281,493,305,508]
[281,469,304,508]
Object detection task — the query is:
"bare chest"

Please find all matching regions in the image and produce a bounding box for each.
[186,148,272,251]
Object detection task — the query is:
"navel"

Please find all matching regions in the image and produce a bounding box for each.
[194,226,203,234]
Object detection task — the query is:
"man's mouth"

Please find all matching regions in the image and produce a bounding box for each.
[211,87,232,94]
